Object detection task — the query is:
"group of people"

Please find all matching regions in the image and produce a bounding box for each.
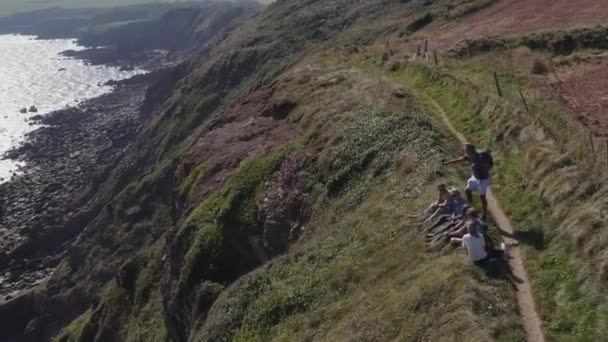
[421,143,504,266]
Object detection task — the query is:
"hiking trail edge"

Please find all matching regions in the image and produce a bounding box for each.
[427,95,545,342]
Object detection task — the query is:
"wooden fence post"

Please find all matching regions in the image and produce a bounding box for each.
[424,40,429,60]
[589,131,597,165]
[493,72,503,97]
[605,138,608,176]
[434,50,438,65]
[416,44,421,59]
[518,89,530,114]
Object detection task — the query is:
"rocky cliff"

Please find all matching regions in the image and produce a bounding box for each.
[0,0,542,341]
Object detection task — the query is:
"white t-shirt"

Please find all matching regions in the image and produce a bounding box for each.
[462,233,488,262]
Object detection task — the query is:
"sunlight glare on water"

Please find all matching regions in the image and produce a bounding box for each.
[0,34,144,183]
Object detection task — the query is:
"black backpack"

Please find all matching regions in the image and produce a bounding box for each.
[478,150,494,169]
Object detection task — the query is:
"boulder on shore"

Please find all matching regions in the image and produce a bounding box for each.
[19,108,27,114]
[28,106,38,113]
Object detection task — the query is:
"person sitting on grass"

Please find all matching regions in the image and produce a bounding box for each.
[449,188,466,222]
[425,205,470,240]
[448,207,485,239]
[452,221,505,266]
[423,183,450,218]
[461,221,488,265]
[424,190,468,238]
[426,186,468,224]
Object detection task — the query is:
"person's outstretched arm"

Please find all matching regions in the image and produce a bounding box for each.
[444,155,467,165]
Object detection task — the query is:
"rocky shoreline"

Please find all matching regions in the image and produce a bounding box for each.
[0,70,160,301]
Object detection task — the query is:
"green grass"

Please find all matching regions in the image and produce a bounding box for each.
[0,0,279,17]
[175,143,298,295]
[494,156,603,341]
[177,161,209,202]
[185,55,525,341]
[380,57,608,340]
[0,0,197,16]
[51,47,525,342]
[53,309,93,342]
[192,107,523,341]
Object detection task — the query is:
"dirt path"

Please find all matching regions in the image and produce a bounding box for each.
[426,95,545,342]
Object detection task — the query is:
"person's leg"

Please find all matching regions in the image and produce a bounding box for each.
[448,220,464,234]
[480,195,488,219]
[425,206,448,223]
[488,248,505,259]
[424,208,438,223]
[474,257,490,268]
[465,177,478,204]
[429,215,448,229]
[479,179,490,219]
[449,225,467,238]
[425,202,438,216]
[465,189,473,204]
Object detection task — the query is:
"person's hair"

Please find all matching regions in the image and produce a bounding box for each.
[437,183,447,191]
[450,188,460,196]
[464,143,476,154]
[466,207,478,218]
[467,221,479,237]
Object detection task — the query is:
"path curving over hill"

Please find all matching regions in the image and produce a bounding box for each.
[426,95,545,342]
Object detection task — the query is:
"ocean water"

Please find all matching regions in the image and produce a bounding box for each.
[0,34,144,183]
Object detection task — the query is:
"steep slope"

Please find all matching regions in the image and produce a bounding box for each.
[382,26,608,338]
[3,0,584,341]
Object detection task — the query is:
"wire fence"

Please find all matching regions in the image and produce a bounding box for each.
[406,40,608,179]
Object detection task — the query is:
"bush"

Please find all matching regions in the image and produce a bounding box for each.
[448,0,496,18]
[531,58,550,75]
[406,13,433,33]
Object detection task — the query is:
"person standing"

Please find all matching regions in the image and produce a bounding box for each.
[444,143,493,219]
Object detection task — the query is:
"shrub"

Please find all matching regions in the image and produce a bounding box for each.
[531,58,550,75]
[406,13,433,33]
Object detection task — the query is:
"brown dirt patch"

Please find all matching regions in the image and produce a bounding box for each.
[182,86,302,207]
[541,62,608,136]
[425,0,608,52]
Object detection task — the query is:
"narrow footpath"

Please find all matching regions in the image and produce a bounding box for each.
[427,95,545,342]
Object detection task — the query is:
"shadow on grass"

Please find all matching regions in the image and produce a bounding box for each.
[497,226,545,251]
[478,256,524,290]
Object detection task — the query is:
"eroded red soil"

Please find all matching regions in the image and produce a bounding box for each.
[181,85,302,206]
[428,0,608,51]
[542,63,608,136]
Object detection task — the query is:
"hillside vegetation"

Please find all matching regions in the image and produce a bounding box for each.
[381,37,608,339]
[5,0,608,340]
[0,1,258,17]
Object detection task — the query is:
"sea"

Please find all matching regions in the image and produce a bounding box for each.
[0,34,143,183]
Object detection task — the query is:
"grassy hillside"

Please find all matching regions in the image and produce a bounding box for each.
[11,0,608,340]
[0,0,186,16]
[30,0,531,341]
[0,0,276,17]
[54,51,524,342]
[376,41,608,340]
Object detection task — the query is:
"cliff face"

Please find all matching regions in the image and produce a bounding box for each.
[77,2,259,53]
[0,4,179,39]
[0,1,530,341]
